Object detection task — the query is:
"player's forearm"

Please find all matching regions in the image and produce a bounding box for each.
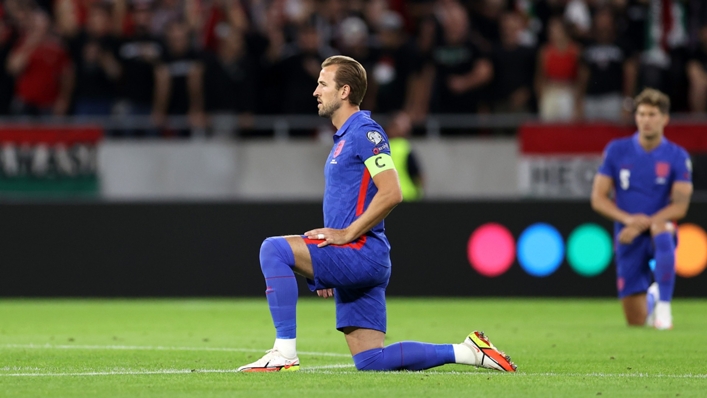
[591,195,631,225]
[344,189,402,241]
[651,202,690,224]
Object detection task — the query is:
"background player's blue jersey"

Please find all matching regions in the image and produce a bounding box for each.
[597,132,692,236]
[323,111,392,256]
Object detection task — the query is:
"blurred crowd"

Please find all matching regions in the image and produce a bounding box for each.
[0,0,706,137]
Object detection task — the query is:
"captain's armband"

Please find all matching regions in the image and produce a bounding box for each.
[364,153,395,177]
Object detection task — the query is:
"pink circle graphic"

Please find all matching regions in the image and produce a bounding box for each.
[468,223,515,277]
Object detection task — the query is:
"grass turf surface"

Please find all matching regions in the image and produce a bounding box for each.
[1,298,706,397]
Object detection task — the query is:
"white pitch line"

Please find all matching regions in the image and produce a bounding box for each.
[0,368,705,379]
[0,364,355,377]
[0,343,350,358]
[303,371,707,378]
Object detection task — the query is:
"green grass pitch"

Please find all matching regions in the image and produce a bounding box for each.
[1,298,706,397]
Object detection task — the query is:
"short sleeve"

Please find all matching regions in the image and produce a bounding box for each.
[354,126,395,177]
[597,141,616,178]
[673,148,692,183]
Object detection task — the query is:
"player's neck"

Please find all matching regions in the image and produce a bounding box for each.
[331,105,361,130]
[638,132,663,152]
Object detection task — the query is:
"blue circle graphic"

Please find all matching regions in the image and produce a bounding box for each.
[517,223,565,277]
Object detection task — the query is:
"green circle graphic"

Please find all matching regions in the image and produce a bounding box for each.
[567,223,613,277]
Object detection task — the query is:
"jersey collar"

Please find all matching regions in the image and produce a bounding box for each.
[334,110,370,139]
[632,131,665,153]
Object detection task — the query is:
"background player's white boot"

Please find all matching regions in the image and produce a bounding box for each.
[653,301,673,330]
[645,283,659,327]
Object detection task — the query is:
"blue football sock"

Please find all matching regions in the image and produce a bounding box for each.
[352,342,456,371]
[653,232,676,302]
[260,237,298,339]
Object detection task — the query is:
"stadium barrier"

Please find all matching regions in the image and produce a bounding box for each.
[1,201,705,298]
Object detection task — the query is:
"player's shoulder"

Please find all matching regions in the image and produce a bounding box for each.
[662,138,689,157]
[603,136,632,155]
[350,118,388,145]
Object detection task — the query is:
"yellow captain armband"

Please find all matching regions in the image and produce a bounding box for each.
[364,153,396,177]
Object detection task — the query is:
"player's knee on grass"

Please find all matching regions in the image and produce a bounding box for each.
[260,237,294,272]
[353,348,385,371]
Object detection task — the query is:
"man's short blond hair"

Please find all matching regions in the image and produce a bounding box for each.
[634,88,670,114]
[321,56,368,106]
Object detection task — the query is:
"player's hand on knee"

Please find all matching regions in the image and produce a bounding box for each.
[625,214,651,231]
[618,226,641,244]
[304,228,352,247]
[316,288,334,298]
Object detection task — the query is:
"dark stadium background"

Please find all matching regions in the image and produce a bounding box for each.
[0,0,706,298]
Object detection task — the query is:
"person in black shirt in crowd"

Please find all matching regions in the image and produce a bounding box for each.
[201,26,257,133]
[577,7,637,121]
[276,21,336,115]
[490,11,536,115]
[687,25,707,112]
[423,2,493,115]
[153,19,203,137]
[114,1,162,136]
[57,2,121,116]
[368,10,422,115]
[336,16,377,110]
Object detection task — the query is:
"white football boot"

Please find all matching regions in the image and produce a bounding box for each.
[461,331,517,372]
[237,349,300,372]
[645,282,659,327]
[653,301,673,330]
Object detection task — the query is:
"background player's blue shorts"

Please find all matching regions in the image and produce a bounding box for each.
[615,234,654,298]
[615,232,677,298]
[303,235,391,333]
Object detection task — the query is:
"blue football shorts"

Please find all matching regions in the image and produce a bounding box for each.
[303,235,391,333]
[614,232,677,298]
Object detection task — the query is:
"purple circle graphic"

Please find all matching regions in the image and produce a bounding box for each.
[468,223,515,277]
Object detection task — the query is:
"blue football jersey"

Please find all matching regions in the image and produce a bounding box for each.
[597,132,692,235]
[323,111,394,252]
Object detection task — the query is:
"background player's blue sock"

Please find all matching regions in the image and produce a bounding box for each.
[259,237,298,339]
[352,342,455,371]
[653,232,676,302]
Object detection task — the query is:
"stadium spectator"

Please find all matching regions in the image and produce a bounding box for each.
[577,7,637,121]
[468,0,505,52]
[153,19,203,137]
[315,0,348,48]
[424,1,493,115]
[58,2,121,116]
[386,111,424,201]
[535,17,580,121]
[687,25,707,112]
[6,7,74,116]
[637,0,690,112]
[0,0,706,131]
[490,11,536,114]
[336,16,376,110]
[522,0,569,44]
[113,1,163,135]
[201,26,257,127]
[367,10,422,114]
[201,0,251,53]
[563,0,591,41]
[275,22,336,115]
